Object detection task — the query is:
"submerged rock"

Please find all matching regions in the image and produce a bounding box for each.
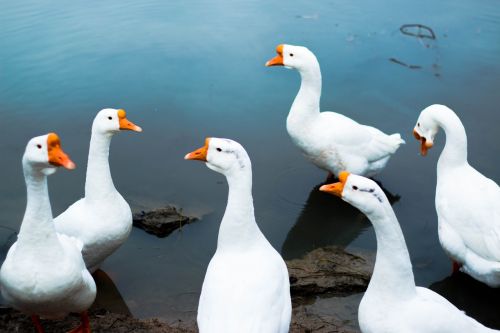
[286,246,373,304]
[132,206,197,238]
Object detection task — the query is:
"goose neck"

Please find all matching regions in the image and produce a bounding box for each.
[17,163,60,253]
[365,204,416,299]
[289,62,322,123]
[217,170,262,251]
[432,109,468,172]
[85,130,116,200]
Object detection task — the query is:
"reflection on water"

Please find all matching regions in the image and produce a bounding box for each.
[282,181,399,260]
[91,270,131,316]
[282,183,369,260]
[430,272,500,328]
[0,227,17,264]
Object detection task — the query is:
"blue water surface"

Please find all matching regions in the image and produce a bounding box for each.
[1,0,499,327]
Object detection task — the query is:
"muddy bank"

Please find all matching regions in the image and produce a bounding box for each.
[0,308,195,333]
[1,303,361,333]
[0,246,371,332]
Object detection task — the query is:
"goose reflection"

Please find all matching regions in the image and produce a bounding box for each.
[91,270,131,315]
[429,272,500,329]
[281,180,400,260]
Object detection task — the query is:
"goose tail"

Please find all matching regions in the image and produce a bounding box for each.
[389,133,406,146]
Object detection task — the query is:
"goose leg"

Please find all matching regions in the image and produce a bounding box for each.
[31,315,45,333]
[67,311,91,333]
[452,260,461,273]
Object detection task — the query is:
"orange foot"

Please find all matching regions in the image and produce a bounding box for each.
[67,311,91,333]
[31,315,45,333]
[452,261,462,273]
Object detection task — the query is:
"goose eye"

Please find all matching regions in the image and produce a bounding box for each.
[216,148,222,152]
[289,53,294,57]
[36,144,42,149]
[417,122,420,127]
[108,116,113,120]
[352,186,358,190]
[369,189,374,193]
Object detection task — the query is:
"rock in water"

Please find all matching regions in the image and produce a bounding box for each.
[286,246,373,304]
[132,206,197,238]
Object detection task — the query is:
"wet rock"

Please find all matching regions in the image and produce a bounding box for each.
[286,246,374,304]
[133,206,197,238]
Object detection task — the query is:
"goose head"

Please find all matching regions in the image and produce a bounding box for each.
[413,105,441,156]
[320,171,387,216]
[184,137,251,176]
[265,44,319,72]
[23,133,76,175]
[92,108,142,135]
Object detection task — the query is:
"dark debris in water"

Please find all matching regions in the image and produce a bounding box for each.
[133,206,197,238]
[400,24,436,40]
[389,58,422,70]
[389,23,441,77]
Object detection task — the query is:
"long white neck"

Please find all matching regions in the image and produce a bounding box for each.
[217,168,264,252]
[16,163,62,255]
[85,129,116,201]
[287,59,322,130]
[432,108,468,174]
[364,201,416,300]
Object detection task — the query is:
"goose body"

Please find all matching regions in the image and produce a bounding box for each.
[266,44,404,177]
[0,134,95,331]
[186,138,291,333]
[321,172,499,333]
[1,234,95,318]
[54,109,142,272]
[414,104,500,287]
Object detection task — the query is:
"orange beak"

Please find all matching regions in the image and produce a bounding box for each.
[47,133,76,170]
[413,129,432,156]
[413,129,421,140]
[420,139,433,156]
[185,138,210,162]
[265,44,284,67]
[118,109,142,132]
[319,171,350,197]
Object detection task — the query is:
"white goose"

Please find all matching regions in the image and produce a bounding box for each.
[320,171,499,333]
[0,133,96,333]
[413,104,500,287]
[266,44,404,178]
[54,108,142,272]
[185,138,291,333]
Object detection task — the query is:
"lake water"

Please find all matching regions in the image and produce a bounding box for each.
[1,0,500,328]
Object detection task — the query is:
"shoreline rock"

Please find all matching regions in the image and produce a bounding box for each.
[287,246,373,305]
